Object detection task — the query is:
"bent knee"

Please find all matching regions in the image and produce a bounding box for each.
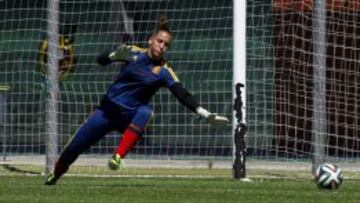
[137,106,154,118]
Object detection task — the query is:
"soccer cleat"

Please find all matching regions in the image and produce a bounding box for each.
[108,154,122,170]
[44,172,59,186]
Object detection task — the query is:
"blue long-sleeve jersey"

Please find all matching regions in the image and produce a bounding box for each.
[104,45,180,110]
[57,45,200,166]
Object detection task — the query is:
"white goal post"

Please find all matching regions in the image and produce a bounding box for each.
[1,0,360,178]
[0,0,234,174]
[247,0,360,173]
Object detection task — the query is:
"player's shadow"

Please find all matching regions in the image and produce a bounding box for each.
[1,164,42,175]
[107,183,155,188]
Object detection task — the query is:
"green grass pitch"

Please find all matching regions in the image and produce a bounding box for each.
[0,168,359,203]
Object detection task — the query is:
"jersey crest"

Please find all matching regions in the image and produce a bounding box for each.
[152,66,161,75]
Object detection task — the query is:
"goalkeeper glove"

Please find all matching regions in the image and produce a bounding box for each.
[109,44,133,62]
[196,107,229,127]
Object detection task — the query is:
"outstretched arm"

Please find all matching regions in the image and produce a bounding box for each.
[169,83,229,127]
[97,44,133,66]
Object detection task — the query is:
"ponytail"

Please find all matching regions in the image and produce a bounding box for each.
[155,15,171,35]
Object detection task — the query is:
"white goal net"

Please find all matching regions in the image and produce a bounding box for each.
[247,0,360,174]
[1,0,360,177]
[0,0,233,174]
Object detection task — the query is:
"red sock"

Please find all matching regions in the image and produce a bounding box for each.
[53,160,69,178]
[115,125,141,158]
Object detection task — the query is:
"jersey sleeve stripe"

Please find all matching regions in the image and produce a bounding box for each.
[163,66,180,82]
[130,45,147,53]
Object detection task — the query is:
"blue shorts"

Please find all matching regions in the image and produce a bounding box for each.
[98,98,153,131]
[59,98,153,165]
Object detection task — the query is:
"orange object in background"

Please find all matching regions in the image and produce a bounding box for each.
[271,0,360,156]
[327,0,346,11]
[272,0,346,12]
[347,0,360,11]
[272,0,312,12]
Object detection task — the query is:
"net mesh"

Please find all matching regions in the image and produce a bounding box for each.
[2,0,360,177]
[0,0,233,172]
[247,0,360,167]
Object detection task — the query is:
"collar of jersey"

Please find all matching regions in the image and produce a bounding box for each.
[143,52,164,66]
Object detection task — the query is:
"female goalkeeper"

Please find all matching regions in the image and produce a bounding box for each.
[45,16,229,185]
